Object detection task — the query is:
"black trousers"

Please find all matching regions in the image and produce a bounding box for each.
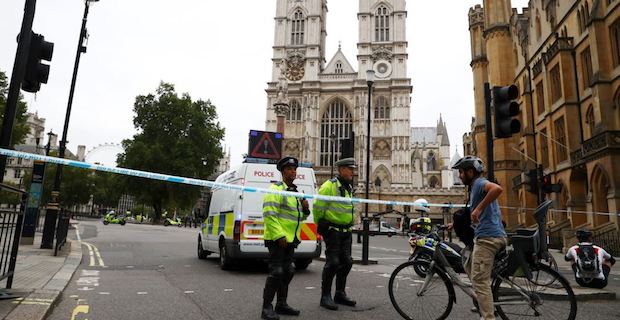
[572,264,611,289]
[263,241,295,305]
[322,229,353,293]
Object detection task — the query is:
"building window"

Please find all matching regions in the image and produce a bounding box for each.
[17,158,22,165]
[286,100,302,122]
[375,6,390,42]
[536,81,545,115]
[7,158,13,165]
[581,47,593,90]
[586,105,595,138]
[540,128,550,168]
[549,65,562,103]
[611,18,620,67]
[335,61,343,74]
[320,100,352,167]
[14,169,21,179]
[427,151,437,171]
[554,117,568,163]
[535,14,542,41]
[374,96,390,119]
[577,10,583,34]
[291,10,305,45]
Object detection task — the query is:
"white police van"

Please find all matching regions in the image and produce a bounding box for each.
[197,159,321,270]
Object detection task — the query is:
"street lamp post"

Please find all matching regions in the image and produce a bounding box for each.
[41,0,99,249]
[362,70,375,265]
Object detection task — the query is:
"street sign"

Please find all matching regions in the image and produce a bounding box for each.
[248,130,282,160]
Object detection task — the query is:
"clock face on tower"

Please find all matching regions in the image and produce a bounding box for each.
[286,65,305,81]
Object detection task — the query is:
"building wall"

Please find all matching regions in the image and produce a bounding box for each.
[468,0,620,232]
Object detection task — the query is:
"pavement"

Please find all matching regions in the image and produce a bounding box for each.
[0,226,82,320]
[0,220,616,319]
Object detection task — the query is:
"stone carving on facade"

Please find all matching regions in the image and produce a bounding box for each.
[374,139,391,159]
[284,139,299,155]
[371,46,393,62]
[274,59,290,116]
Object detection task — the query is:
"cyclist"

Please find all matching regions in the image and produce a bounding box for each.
[565,229,615,289]
[452,156,507,320]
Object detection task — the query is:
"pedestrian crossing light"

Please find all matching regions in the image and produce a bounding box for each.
[492,85,521,139]
[524,169,539,195]
[22,32,54,93]
[541,174,562,194]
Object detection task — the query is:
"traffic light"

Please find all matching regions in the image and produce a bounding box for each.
[541,174,562,194]
[492,85,521,138]
[22,32,54,93]
[524,169,538,194]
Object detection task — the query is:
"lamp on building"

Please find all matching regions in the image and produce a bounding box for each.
[362,69,375,265]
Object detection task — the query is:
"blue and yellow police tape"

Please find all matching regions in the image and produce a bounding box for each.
[0,148,465,209]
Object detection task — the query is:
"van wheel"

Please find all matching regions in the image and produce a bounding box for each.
[295,259,312,270]
[164,220,170,226]
[219,241,233,270]
[103,221,109,225]
[120,220,126,226]
[198,237,209,259]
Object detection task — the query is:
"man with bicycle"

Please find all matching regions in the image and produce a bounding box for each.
[452,156,506,320]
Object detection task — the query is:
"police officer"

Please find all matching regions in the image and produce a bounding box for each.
[314,157,357,310]
[261,156,310,320]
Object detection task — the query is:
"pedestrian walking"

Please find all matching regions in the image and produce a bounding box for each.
[260,156,310,320]
[313,157,357,310]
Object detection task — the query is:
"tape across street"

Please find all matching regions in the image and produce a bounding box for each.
[1,148,617,217]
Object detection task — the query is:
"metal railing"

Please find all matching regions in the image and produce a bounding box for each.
[0,184,27,289]
[593,228,620,257]
[54,208,70,256]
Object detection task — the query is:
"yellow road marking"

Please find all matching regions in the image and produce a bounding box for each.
[82,242,105,267]
[71,304,90,320]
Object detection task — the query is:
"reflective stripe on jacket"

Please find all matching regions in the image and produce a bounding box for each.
[262,182,304,242]
[313,178,354,229]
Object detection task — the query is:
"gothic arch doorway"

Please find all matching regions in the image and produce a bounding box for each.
[591,164,611,226]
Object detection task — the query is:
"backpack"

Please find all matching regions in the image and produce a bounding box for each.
[576,244,600,277]
[453,207,475,248]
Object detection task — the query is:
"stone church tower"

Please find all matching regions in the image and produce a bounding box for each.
[265,0,413,187]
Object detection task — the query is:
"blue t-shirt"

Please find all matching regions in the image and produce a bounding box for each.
[469,177,505,238]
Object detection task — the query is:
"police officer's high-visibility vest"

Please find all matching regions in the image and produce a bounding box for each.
[262,182,305,243]
[313,178,354,229]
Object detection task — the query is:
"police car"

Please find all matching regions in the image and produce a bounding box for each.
[197,159,321,270]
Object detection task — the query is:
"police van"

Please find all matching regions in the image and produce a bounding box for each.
[197,160,321,270]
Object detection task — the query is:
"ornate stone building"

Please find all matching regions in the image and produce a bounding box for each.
[467,1,620,239]
[265,0,465,227]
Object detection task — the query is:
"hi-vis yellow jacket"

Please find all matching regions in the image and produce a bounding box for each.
[262,182,305,243]
[313,178,354,229]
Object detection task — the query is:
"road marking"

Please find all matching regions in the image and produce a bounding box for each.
[78,287,94,291]
[75,226,82,242]
[99,292,110,295]
[82,242,95,267]
[126,265,135,269]
[184,291,194,294]
[91,243,105,267]
[82,242,105,267]
[224,289,233,292]
[305,287,316,290]
[69,295,79,299]
[376,285,384,288]
[71,305,90,320]
[137,292,148,295]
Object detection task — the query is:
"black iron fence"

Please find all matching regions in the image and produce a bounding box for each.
[593,228,620,257]
[0,185,27,289]
[54,209,71,256]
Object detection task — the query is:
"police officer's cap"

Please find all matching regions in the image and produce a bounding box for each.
[277,156,299,171]
[335,157,357,168]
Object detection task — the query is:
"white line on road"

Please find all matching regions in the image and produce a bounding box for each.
[224,289,233,292]
[126,266,135,268]
[376,285,384,288]
[99,292,110,295]
[82,242,95,266]
[305,287,316,290]
[78,287,94,291]
[184,291,195,294]
[137,292,148,295]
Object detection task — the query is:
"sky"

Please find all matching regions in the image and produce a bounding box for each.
[0,0,531,167]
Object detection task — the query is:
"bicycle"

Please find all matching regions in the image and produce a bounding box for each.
[388,201,577,320]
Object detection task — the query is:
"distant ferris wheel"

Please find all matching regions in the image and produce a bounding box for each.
[85,143,124,166]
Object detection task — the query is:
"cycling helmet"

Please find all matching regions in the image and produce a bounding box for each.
[575,229,593,242]
[451,155,484,173]
[413,198,430,214]
[410,217,432,234]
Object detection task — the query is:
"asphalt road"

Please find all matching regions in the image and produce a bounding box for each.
[47,220,620,320]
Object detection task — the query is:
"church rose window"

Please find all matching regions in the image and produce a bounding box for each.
[375,6,390,42]
[291,10,305,45]
[320,100,352,167]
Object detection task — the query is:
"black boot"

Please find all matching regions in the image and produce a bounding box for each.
[262,282,280,320]
[320,279,338,310]
[275,286,300,316]
[334,291,356,307]
[261,302,280,320]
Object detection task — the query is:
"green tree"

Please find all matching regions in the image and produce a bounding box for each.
[91,171,123,209]
[117,82,225,222]
[0,70,30,147]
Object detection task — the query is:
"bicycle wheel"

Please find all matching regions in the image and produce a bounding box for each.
[493,264,577,320]
[389,260,455,320]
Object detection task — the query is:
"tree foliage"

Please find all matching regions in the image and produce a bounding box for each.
[117,82,225,221]
[0,70,30,147]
